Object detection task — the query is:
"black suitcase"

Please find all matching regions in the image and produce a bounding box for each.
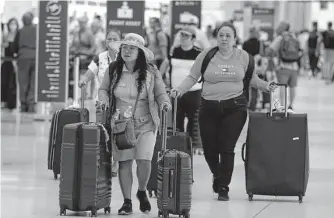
[156,109,192,218]
[242,84,309,203]
[48,90,89,179]
[147,99,193,197]
[59,122,112,216]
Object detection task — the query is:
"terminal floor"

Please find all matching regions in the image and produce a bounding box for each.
[1,77,334,218]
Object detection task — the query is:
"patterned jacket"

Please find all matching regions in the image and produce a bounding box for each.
[98,63,170,130]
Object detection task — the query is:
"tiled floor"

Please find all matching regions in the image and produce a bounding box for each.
[1,76,334,218]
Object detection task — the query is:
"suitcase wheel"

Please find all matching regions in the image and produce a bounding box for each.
[91,208,97,217]
[59,206,66,216]
[248,193,253,201]
[298,196,303,203]
[104,206,111,214]
[163,212,169,218]
[184,212,190,218]
[54,172,58,180]
[148,189,157,198]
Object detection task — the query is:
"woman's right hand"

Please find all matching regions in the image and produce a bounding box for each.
[78,79,86,88]
[96,100,109,108]
[170,88,181,98]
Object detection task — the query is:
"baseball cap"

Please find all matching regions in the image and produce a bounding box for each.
[179,26,196,37]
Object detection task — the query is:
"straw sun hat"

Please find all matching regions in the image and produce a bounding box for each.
[113,33,154,61]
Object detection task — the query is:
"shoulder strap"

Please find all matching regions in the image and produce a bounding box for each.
[243,53,255,101]
[131,91,140,119]
[199,46,219,82]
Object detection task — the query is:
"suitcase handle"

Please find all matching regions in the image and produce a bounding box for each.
[160,108,168,153]
[81,87,85,109]
[269,83,288,117]
[172,97,177,135]
[241,143,246,162]
[169,169,174,198]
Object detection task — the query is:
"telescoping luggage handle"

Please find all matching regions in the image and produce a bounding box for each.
[269,83,288,118]
[160,108,168,153]
[158,95,178,136]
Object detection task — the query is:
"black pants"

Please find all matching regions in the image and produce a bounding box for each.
[17,58,35,107]
[308,52,319,76]
[199,95,248,190]
[176,90,202,148]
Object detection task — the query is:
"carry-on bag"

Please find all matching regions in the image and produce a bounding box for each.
[59,122,112,217]
[242,84,309,203]
[48,88,89,179]
[147,98,193,197]
[156,109,192,218]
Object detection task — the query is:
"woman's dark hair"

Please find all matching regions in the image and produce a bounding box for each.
[111,47,148,98]
[216,21,237,38]
[7,18,19,32]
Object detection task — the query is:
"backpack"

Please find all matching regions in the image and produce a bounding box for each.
[199,47,255,101]
[155,30,171,58]
[278,33,300,63]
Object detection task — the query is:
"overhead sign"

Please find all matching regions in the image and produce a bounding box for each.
[36,0,68,102]
[252,8,275,41]
[107,1,145,39]
[170,0,202,41]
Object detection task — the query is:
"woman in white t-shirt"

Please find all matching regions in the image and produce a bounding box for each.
[79,29,121,95]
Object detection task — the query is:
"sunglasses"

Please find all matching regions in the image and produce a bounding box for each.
[180,32,192,38]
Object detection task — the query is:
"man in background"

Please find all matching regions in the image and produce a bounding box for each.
[12,12,36,112]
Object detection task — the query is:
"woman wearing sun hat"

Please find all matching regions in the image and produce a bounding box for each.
[98,33,172,215]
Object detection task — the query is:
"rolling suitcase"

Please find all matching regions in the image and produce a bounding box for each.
[48,88,89,179]
[242,84,309,203]
[147,98,193,197]
[156,109,192,218]
[59,122,112,217]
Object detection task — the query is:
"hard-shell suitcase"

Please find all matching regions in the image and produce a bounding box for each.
[242,84,309,203]
[48,88,89,179]
[59,122,112,217]
[147,99,193,197]
[156,109,192,218]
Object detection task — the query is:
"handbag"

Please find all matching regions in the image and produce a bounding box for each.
[112,93,140,150]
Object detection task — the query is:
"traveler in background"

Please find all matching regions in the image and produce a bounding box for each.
[91,17,106,55]
[79,29,121,96]
[1,18,19,110]
[160,26,203,153]
[70,16,96,71]
[147,17,168,69]
[320,22,334,84]
[171,22,277,201]
[243,27,263,111]
[307,22,321,77]
[88,18,106,99]
[12,12,37,113]
[172,18,211,51]
[79,29,121,177]
[70,16,96,99]
[266,21,300,110]
[98,33,171,215]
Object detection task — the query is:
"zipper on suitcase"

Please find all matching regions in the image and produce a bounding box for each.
[73,124,84,210]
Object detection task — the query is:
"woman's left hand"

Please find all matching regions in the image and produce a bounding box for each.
[161,101,172,112]
[267,81,278,92]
